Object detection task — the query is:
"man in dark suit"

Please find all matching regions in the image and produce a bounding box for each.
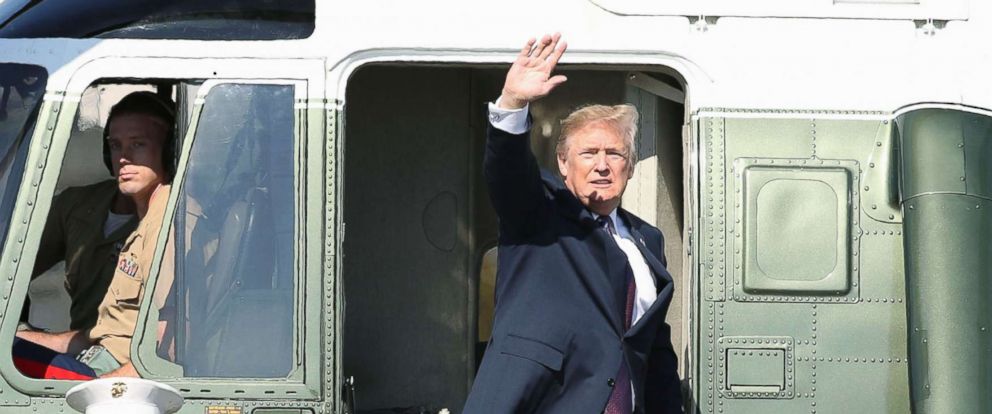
[463,33,683,414]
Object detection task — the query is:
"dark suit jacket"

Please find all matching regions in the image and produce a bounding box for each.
[463,124,683,414]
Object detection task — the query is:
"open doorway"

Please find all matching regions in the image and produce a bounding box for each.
[342,64,686,412]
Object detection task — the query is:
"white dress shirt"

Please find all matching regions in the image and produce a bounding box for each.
[600,210,659,328]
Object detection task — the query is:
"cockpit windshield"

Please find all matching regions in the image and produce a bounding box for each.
[0,63,46,252]
[0,0,314,40]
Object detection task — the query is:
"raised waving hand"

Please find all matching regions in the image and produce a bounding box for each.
[498,33,568,110]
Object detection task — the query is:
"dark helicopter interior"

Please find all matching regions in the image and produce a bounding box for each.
[342,64,687,413]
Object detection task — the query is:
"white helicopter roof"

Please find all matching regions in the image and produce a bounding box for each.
[0,0,990,112]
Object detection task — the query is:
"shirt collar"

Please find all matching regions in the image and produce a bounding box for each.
[601,209,630,239]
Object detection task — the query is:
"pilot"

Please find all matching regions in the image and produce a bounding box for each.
[19,92,174,332]
[13,91,174,379]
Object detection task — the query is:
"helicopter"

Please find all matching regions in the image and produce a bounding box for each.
[0,0,990,413]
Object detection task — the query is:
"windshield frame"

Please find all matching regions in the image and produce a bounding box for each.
[0,57,325,402]
[0,61,46,265]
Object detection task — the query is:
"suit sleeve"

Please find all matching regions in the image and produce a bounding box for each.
[644,319,684,413]
[645,227,683,413]
[484,122,548,238]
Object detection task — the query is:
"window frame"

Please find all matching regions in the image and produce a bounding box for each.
[132,78,309,386]
[0,57,325,401]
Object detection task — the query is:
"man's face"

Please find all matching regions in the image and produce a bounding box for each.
[107,113,168,199]
[557,122,632,216]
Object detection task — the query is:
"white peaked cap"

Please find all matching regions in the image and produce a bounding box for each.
[66,378,184,414]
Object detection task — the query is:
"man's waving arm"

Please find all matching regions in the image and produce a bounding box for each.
[484,34,568,231]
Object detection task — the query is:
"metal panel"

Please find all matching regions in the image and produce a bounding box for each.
[717,336,793,399]
[696,112,910,414]
[737,162,852,295]
[727,350,785,391]
[899,110,966,197]
[962,114,992,200]
[813,360,911,414]
[903,195,992,413]
[720,337,795,398]
[725,118,814,160]
[701,117,727,302]
[900,108,992,414]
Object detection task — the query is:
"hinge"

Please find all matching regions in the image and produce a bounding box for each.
[342,376,356,414]
[687,15,719,32]
[686,226,693,257]
[914,18,947,37]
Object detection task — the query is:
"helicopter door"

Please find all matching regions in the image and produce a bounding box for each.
[692,109,910,413]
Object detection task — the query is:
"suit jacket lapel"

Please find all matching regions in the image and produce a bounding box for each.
[621,212,675,337]
[621,212,673,289]
[543,172,626,336]
[588,227,626,336]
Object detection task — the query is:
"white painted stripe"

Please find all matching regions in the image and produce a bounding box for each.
[695,110,891,121]
[893,103,992,118]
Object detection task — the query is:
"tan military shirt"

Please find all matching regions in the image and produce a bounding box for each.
[33,180,138,330]
[87,184,171,364]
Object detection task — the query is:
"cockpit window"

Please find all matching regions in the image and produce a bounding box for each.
[152,83,298,378]
[0,0,314,40]
[0,63,45,252]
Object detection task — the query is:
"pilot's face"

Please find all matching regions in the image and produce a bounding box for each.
[557,122,633,216]
[107,113,168,200]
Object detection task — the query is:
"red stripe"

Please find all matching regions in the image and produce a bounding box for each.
[13,357,94,380]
